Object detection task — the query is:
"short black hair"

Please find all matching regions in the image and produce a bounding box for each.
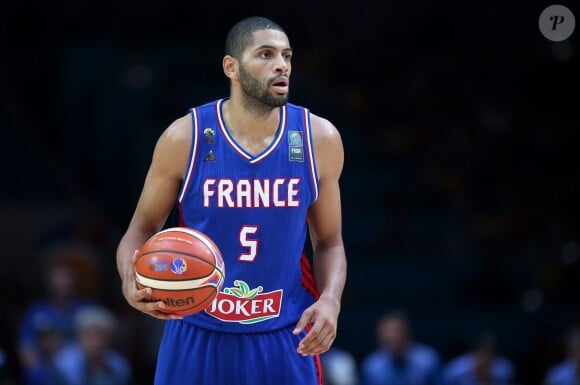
[225,16,286,59]
[379,309,410,326]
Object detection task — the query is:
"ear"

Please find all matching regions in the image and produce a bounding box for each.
[223,55,238,80]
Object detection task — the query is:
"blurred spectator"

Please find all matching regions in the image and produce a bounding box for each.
[360,310,442,385]
[442,331,514,385]
[54,305,132,385]
[321,346,360,385]
[20,319,67,385]
[17,243,98,385]
[544,325,580,385]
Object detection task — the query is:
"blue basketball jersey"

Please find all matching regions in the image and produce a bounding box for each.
[176,98,320,333]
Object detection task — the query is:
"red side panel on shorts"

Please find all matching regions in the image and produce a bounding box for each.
[305,324,324,385]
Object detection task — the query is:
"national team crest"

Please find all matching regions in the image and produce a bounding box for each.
[204,128,216,144]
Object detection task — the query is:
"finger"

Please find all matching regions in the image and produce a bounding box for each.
[308,328,331,352]
[320,328,336,350]
[311,345,331,355]
[299,338,326,356]
[148,310,183,320]
[299,318,325,346]
[129,290,159,310]
[293,308,314,335]
[302,326,335,355]
[133,287,153,301]
[138,301,184,320]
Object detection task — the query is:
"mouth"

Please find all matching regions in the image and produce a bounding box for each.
[271,76,289,94]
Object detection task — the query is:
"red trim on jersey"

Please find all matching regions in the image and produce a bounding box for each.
[178,202,186,227]
[178,107,199,203]
[313,353,324,385]
[300,256,316,284]
[303,107,319,201]
[300,253,319,299]
[216,99,251,159]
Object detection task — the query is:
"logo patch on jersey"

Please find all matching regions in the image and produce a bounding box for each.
[288,131,302,146]
[204,150,217,162]
[203,128,216,143]
[288,131,304,162]
[206,280,283,324]
[289,147,304,161]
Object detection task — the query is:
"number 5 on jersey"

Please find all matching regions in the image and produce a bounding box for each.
[239,226,259,262]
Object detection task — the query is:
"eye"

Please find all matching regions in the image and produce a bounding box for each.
[284,53,292,61]
[260,51,271,59]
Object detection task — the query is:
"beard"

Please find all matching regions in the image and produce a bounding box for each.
[238,65,288,109]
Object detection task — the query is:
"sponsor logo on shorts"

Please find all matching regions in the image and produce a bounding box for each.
[206,280,283,324]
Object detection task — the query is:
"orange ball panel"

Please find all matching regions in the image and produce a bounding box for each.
[134,227,225,317]
[136,282,218,316]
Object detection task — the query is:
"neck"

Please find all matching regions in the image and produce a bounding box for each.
[223,95,280,139]
[240,93,277,118]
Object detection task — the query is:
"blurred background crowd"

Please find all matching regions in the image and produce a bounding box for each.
[0,0,578,384]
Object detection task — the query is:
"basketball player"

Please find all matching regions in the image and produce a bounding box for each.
[116,16,346,385]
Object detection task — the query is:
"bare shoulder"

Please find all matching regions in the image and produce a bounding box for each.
[310,113,342,147]
[309,112,344,179]
[151,113,193,177]
[159,113,192,145]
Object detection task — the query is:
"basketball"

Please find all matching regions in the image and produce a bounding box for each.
[135,227,225,316]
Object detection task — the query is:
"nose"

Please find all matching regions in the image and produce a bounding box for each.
[275,54,289,73]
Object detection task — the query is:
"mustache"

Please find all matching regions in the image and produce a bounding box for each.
[269,75,289,84]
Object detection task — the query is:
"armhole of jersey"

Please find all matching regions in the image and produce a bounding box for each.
[177,107,199,203]
[303,108,320,202]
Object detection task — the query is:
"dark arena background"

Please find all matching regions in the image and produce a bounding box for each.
[1,1,578,384]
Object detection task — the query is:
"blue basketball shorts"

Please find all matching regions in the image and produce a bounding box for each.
[154,320,323,385]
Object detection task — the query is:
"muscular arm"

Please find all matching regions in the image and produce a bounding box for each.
[116,114,192,319]
[294,114,347,355]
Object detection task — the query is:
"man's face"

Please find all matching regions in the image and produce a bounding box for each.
[79,326,111,358]
[473,349,495,381]
[237,29,292,107]
[379,318,409,355]
[47,265,75,300]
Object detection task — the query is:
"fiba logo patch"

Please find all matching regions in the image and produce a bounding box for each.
[170,257,188,275]
[288,131,302,146]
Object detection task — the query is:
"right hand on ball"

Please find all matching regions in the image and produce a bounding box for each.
[121,250,183,320]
